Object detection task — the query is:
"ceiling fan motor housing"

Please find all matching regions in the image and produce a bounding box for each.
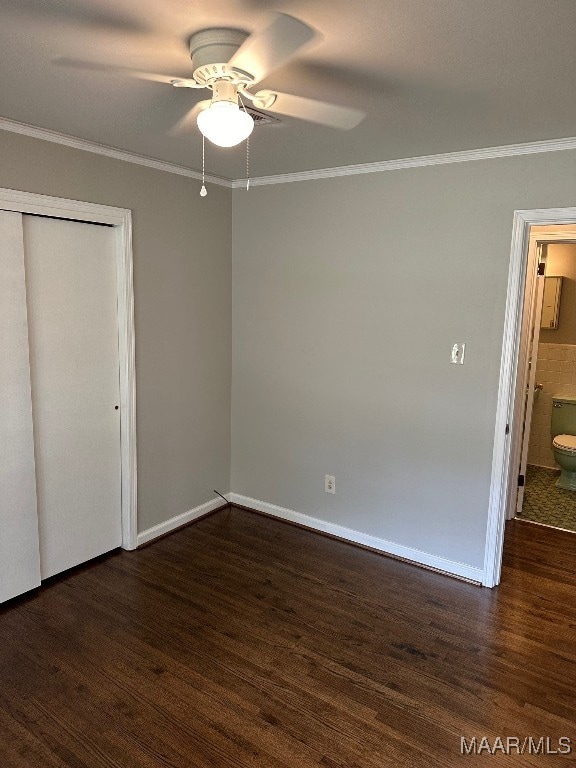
[189,28,253,87]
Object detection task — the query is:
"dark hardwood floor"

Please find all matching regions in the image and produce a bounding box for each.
[1,509,576,767]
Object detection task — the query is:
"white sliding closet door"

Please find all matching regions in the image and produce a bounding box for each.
[0,211,41,601]
[24,216,122,579]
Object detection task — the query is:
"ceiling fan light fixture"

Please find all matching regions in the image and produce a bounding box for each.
[197,101,254,148]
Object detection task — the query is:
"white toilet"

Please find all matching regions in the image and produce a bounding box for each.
[551,395,576,490]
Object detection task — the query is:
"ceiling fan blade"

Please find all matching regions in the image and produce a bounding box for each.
[54,58,197,87]
[257,91,365,130]
[228,13,317,85]
[168,101,211,136]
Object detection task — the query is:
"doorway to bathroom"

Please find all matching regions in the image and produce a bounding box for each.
[510,227,576,533]
[485,210,576,588]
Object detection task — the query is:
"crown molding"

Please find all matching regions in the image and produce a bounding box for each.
[0,116,232,188]
[231,135,576,188]
[3,115,576,191]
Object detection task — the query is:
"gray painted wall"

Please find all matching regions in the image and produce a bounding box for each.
[0,131,231,533]
[231,151,576,570]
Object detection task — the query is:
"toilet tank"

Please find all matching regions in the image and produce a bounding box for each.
[551,396,576,436]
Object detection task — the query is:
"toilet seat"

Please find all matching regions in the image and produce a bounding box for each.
[553,434,576,452]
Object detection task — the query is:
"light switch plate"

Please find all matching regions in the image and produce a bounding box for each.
[451,342,466,364]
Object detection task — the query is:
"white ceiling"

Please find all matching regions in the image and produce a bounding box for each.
[2,0,576,180]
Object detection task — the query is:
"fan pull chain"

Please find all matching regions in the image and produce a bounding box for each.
[200,135,207,197]
[246,136,250,191]
[237,92,251,191]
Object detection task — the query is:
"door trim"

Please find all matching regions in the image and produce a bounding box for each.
[0,187,137,551]
[508,240,546,521]
[485,208,576,587]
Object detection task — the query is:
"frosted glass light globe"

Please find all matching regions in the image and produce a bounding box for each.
[197,101,254,148]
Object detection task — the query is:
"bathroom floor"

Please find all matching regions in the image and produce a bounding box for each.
[519,464,576,532]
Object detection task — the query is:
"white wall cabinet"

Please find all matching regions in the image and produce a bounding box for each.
[1,212,122,602]
[541,276,563,330]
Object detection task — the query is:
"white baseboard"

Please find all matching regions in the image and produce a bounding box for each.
[229,493,484,584]
[137,493,229,547]
[136,491,484,584]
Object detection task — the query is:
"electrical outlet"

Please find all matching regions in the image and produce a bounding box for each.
[325,474,335,494]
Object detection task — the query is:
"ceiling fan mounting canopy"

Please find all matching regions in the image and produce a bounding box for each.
[188,28,255,88]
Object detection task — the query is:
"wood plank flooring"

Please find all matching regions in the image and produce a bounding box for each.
[1,509,576,767]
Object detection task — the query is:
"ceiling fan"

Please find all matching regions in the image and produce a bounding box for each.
[71,13,366,149]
